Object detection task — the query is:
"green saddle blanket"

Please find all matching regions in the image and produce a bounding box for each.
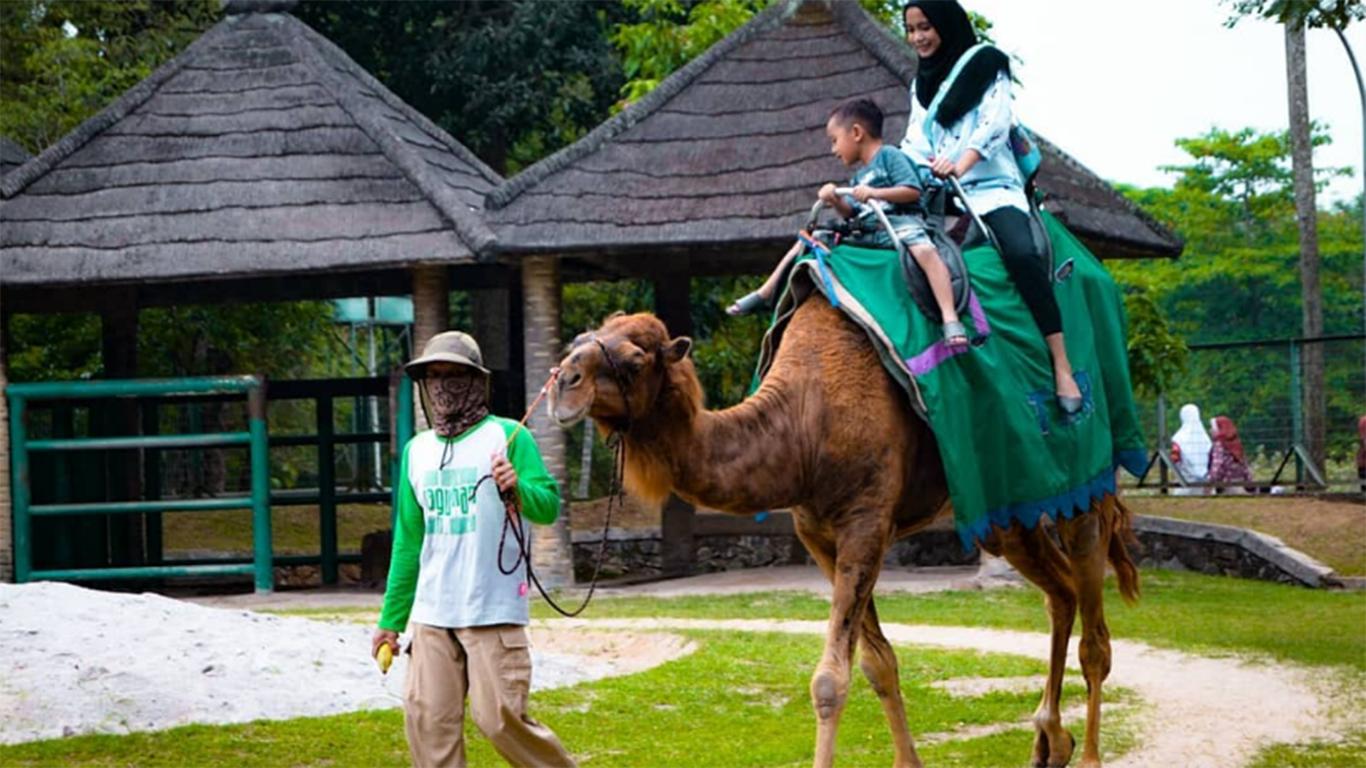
[754,211,1148,548]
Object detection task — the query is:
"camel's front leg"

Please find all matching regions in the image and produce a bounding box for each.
[810,520,886,768]
[1060,510,1113,768]
[860,599,923,768]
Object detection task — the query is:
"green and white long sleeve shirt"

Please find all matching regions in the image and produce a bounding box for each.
[378,416,560,631]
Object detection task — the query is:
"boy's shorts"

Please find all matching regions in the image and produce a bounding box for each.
[893,219,933,248]
[856,217,931,250]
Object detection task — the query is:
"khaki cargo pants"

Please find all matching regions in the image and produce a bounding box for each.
[405,622,575,768]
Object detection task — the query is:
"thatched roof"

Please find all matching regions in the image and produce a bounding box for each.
[0,138,30,177]
[487,0,1181,268]
[0,3,500,288]
[1035,134,1182,259]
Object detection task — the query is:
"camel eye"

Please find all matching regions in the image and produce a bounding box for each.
[623,351,646,373]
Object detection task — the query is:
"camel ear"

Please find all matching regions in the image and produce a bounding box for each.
[663,337,692,363]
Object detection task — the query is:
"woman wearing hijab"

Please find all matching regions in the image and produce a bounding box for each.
[1207,415,1252,490]
[900,0,1083,413]
[1169,403,1212,493]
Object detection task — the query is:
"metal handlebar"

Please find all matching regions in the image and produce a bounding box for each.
[806,176,995,262]
[945,176,990,240]
[806,186,907,262]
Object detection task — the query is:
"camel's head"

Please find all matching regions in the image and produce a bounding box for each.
[550,312,693,432]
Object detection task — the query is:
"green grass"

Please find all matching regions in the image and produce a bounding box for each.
[0,631,1135,768]
[543,569,1366,670]
[161,503,389,556]
[277,569,1365,671]
[1250,731,1366,768]
[1126,495,1366,575]
[3,569,1360,766]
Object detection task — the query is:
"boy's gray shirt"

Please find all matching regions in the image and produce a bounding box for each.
[844,145,927,248]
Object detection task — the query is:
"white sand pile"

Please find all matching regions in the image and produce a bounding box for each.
[0,582,691,745]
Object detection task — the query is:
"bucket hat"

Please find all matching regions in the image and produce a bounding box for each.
[404,331,490,378]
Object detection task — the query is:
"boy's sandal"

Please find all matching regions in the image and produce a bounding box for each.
[727,290,771,317]
[942,320,969,348]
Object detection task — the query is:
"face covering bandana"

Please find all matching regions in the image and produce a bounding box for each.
[425,371,489,438]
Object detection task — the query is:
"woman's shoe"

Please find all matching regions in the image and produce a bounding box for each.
[1057,395,1084,415]
[942,320,969,348]
[727,290,772,317]
[1056,373,1083,415]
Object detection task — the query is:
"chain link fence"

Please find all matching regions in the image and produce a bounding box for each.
[1127,334,1365,493]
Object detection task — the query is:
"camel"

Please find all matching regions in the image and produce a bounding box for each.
[549,299,1140,768]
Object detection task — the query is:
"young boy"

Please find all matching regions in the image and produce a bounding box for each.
[373,330,576,768]
[728,98,966,347]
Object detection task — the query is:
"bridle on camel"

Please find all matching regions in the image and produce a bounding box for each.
[472,336,631,618]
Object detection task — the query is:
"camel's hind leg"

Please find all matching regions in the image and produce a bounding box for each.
[1056,499,1123,768]
[796,516,888,768]
[859,598,923,768]
[987,524,1077,768]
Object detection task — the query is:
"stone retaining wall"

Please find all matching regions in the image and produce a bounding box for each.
[571,527,977,582]
[571,516,1347,589]
[1130,515,1340,588]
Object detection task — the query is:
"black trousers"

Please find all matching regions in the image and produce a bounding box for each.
[981,206,1063,337]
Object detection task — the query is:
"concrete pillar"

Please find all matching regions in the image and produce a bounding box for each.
[521,257,572,587]
[653,272,696,576]
[411,265,450,431]
[0,311,11,582]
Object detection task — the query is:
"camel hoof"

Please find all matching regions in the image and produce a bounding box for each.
[1048,732,1076,768]
[1032,730,1075,768]
[1031,728,1048,767]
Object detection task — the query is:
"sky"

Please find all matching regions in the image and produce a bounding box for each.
[962,0,1366,204]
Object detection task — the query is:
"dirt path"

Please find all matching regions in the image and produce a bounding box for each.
[542,617,1345,768]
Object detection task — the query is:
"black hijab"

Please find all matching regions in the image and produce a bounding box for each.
[905,0,1010,128]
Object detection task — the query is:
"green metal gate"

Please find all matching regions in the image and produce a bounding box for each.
[8,376,275,592]
[8,374,417,593]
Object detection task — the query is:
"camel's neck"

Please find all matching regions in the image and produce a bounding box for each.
[622,366,809,515]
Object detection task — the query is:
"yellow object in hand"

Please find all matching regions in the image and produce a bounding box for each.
[377,643,394,674]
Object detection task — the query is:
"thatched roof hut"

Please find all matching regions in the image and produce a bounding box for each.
[486,0,1181,277]
[0,0,500,299]
[0,0,549,587]
[1033,134,1181,260]
[0,138,30,177]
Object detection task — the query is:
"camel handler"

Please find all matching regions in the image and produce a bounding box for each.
[372,330,576,768]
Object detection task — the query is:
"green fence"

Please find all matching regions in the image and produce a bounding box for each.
[1128,333,1365,493]
[7,374,416,593]
[261,375,413,584]
[8,376,274,592]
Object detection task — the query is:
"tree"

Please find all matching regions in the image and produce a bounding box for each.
[0,1,218,150]
[610,0,768,105]
[611,0,966,107]
[1225,0,1364,28]
[1223,0,1365,471]
[295,1,630,174]
[1,1,335,394]
[1113,125,1362,462]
